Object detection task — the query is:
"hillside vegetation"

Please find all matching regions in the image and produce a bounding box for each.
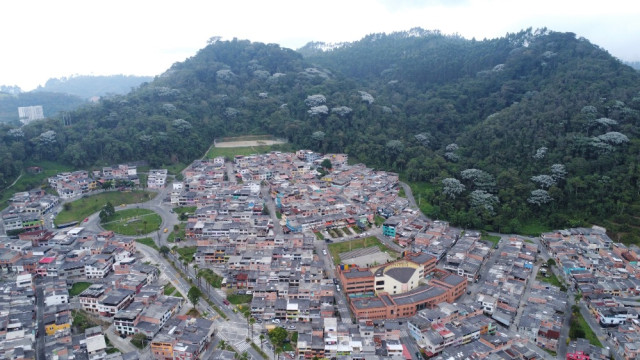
[1,28,640,242]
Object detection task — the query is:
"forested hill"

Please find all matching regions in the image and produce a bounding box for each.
[2,28,640,242]
[34,75,153,99]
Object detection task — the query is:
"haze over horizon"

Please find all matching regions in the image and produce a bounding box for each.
[1,0,639,91]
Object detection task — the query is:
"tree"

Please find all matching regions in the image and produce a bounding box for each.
[528,189,553,205]
[187,286,201,308]
[159,246,170,256]
[442,178,465,199]
[268,327,288,349]
[320,158,332,170]
[547,258,556,267]
[99,202,115,221]
[259,334,265,351]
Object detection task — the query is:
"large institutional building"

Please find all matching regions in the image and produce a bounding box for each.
[18,105,44,125]
[337,253,467,320]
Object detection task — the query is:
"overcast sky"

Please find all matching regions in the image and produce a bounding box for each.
[2,0,639,91]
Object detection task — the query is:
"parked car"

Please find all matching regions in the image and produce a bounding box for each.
[287,325,296,330]
[272,318,281,324]
[223,299,230,305]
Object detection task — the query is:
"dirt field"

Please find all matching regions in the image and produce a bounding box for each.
[214,139,286,148]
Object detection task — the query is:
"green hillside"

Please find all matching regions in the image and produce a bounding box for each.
[1,28,639,242]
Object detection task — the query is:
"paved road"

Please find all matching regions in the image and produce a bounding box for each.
[76,184,267,360]
[261,185,282,236]
[316,240,352,323]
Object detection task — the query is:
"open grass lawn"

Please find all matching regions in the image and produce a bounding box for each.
[374,215,386,227]
[55,190,156,225]
[135,237,159,251]
[481,233,501,247]
[328,236,399,265]
[173,206,196,216]
[168,223,186,243]
[69,282,92,296]
[519,221,552,237]
[227,293,253,305]
[175,246,197,263]
[0,161,75,206]
[101,208,161,235]
[313,231,324,240]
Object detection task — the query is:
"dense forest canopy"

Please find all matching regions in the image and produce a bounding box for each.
[2,28,640,242]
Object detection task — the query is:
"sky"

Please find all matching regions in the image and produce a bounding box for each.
[1,0,639,91]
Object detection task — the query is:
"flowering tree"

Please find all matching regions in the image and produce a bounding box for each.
[305,94,326,107]
[469,190,499,215]
[528,189,553,205]
[216,69,236,81]
[596,131,629,145]
[172,119,192,134]
[442,178,465,199]
[445,143,459,152]
[550,164,567,180]
[358,91,375,104]
[331,106,352,117]
[461,169,495,190]
[531,175,556,189]
[7,129,23,138]
[308,105,329,116]
[414,133,432,147]
[162,103,176,114]
[533,147,547,160]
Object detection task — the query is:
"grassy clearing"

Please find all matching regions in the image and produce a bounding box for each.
[519,221,552,237]
[69,282,92,297]
[328,236,398,265]
[72,309,101,333]
[198,268,223,288]
[101,208,161,235]
[481,233,501,248]
[175,246,197,263]
[173,206,196,216]
[569,307,602,347]
[206,143,294,159]
[55,190,156,225]
[227,293,253,305]
[168,223,186,243]
[374,215,386,227]
[218,135,278,142]
[135,237,159,251]
[314,231,324,240]
[537,267,567,291]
